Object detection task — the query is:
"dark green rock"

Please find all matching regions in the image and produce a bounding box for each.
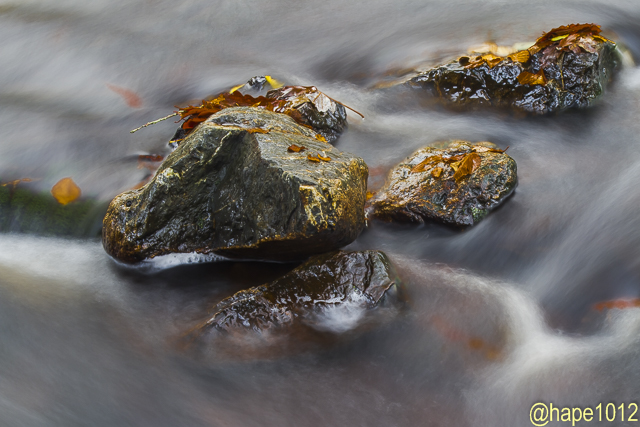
[370,141,517,226]
[408,35,619,114]
[195,250,402,333]
[103,107,368,263]
[0,184,106,237]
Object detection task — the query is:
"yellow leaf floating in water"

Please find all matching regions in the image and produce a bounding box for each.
[51,177,81,205]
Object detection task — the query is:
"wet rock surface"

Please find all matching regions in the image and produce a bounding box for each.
[408,24,620,114]
[370,141,517,226]
[193,250,402,334]
[103,107,368,263]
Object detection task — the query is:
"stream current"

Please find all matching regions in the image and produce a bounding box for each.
[2,1,640,426]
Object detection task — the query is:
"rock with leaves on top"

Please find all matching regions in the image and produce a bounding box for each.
[369,141,517,226]
[408,24,620,114]
[103,107,368,263]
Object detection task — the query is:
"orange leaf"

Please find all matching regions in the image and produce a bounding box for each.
[317,153,331,162]
[452,153,481,182]
[106,83,142,108]
[51,177,81,205]
[517,70,547,86]
[307,154,320,163]
[287,144,306,152]
[431,167,443,178]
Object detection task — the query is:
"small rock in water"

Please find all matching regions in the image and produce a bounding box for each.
[192,250,402,334]
[408,24,620,114]
[370,141,517,226]
[103,107,368,263]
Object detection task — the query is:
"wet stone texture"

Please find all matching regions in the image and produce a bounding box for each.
[102,107,368,263]
[408,27,620,114]
[370,141,517,226]
[193,250,402,334]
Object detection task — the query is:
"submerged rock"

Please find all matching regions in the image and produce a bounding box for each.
[408,24,620,114]
[0,182,107,238]
[193,250,402,334]
[103,107,368,263]
[370,141,517,226]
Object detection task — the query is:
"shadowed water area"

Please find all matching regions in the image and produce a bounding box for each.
[2,1,640,426]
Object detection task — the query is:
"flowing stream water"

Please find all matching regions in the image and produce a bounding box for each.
[2,1,640,426]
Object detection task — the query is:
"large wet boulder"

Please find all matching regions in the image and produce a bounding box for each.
[103,107,368,263]
[408,24,620,114]
[193,250,402,334]
[370,141,517,226]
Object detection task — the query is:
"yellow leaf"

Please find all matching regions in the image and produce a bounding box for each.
[265,75,284,89]
[51,177,81,205]
[229,83,245,94]
[551,34,570,42]
[452,153,481,182]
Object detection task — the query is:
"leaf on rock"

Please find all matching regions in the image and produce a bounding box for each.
[431,167,443,178]
[410,155,444,173]
[317,152,331,162]
[51,177,81,205]
[315,134,328,143]
[452,153,481,182]
[307,154,321,163]
[287,144,306,152]
[517,70,547,86]
[131,82,362,141]
[366,191,374,200]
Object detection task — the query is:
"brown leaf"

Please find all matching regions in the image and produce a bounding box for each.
[287,144,306,152]
[593,298,640,312]
[410,155,444,173]
[452,153,481,182]
[431,167,443,178]
[315,134,327,143]
[517,70,547,86]
[51,177,81,205]
[507,50,531,63]
[106,84,142,108]
[307,154,320,163]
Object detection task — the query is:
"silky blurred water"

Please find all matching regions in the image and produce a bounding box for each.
[2,0,640,426]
